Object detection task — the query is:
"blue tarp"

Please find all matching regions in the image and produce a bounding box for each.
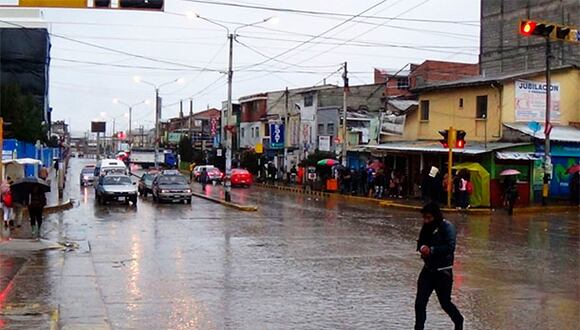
[3,139,57,177]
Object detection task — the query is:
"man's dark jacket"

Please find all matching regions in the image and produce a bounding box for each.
[417,219,457,271]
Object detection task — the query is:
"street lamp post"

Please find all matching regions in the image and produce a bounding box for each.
[134,77,184,168]
[113,98,149,148]
[189,12,276,202]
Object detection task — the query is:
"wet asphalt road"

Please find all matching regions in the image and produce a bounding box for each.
[0,158,579,329]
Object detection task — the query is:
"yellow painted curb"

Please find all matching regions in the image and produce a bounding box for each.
[191,192,258,211]
[513,205,579,214]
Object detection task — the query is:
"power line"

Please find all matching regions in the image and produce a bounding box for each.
[179,0,480,26]
[238,0,389,70]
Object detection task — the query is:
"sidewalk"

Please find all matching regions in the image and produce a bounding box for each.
[1,168,74,242]
[256,182,579,215]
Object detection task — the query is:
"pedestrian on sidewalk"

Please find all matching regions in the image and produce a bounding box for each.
[200,167,209,192]
[415,203,464,330]
[503,176,519,215]
[1,183,14,230]
[27,185,47,239]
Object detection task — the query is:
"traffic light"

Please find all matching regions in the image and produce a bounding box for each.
[119,0,164,9]
[455,130,466,149]
[519,20,536,36]
[519,20,580,43]
[438,130,449,148]
[439,128,466,148]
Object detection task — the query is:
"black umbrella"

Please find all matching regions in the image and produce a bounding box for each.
[11,177,50,204]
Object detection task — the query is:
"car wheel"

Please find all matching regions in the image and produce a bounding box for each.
[187,198,192,204]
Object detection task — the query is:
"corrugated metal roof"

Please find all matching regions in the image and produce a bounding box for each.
[387,100,418,112]
[504,123,580,143]
[364,141,529,155]
[412,65,577,93]
[496,152,541,160]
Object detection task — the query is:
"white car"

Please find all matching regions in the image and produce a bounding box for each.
[95,175,138,206]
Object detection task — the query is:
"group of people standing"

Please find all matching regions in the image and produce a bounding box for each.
[421,166,474,210]
[338,165,407,199]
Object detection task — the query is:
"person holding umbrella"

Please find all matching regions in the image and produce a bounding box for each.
[500,169,521,215]
[28,185,47,239]
[11,177,50,239]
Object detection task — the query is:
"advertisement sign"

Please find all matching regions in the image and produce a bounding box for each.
[318,135,331,152]
[515,79,561,122]
[167,133,182,143]
[269,123,285,149]
[380,113,406,136]
[91,121,106,133]
[210,117,218,136]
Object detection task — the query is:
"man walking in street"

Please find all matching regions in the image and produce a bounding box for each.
[415,203,464,330]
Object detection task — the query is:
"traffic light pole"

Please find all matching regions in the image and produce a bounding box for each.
[446,126,456,208]
[542,38,553,206]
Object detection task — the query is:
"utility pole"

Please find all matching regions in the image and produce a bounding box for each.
[154,88,160,168]
[189,99,193,147]
[341,61,348,167]
[542,38,553,206]
[128,106,132,148]
[224,33,234,202]
[284,87,289,173]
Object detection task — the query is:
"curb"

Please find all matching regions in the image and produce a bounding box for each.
[379,201,491,214]
[191,192,258,211]
[257,183,493,214]
[45,199,74,214]
[512,205,579,214]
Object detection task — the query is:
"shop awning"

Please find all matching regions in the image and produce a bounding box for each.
[496,152,541,160]
[364,141,529,155]
[504,123,580,143]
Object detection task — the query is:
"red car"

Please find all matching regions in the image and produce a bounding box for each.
[230,169,253,187]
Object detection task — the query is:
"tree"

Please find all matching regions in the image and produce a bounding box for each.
[178,136,193,163]
[240,150,260,174]
[1,84,46,143]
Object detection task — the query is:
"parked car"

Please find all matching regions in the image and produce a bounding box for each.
[207,167,224,183]
[152,172,192,204]
[80,165,96,186]
[95,174,138,205]
[138,170,159,197]
[231,168,253,187]
[193,165,216,181]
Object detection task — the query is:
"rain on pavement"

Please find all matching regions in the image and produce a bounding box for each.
[0,158,578,329]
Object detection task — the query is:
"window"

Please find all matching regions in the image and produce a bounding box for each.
[317,123,324,135]
[304,94,314,107]
[241,127,245,138]
[476,95,488,118]
[327,123,335,135]
[459,98,464,108]
[420,100,430,121]
[194,120,203,127]
[397,77,409,89]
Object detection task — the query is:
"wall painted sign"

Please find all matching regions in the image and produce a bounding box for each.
[515,79,561,122]
[269,123,285,149]
[380,113,406,136]
[318,135,331,152]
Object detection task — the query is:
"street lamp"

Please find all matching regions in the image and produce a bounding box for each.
[113,98,150,148]
[134,76,185,168]
[188,12,276,202]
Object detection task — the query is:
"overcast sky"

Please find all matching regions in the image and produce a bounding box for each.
[39,0,481,136]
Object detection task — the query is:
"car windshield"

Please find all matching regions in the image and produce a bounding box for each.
[233,169,249,174]
[103,176,132,185]
[81,168,94,174]
[158,176,188,185]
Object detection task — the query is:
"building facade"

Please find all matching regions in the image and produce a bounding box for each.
[480,0,580,75]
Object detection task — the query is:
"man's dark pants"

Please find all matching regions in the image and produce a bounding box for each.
[415,267,463,330]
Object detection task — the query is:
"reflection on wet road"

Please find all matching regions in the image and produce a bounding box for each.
[0,159,578,329]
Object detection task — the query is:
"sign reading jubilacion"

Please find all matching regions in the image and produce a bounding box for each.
[515,79,561,122]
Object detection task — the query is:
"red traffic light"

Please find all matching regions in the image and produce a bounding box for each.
[520,20,537,36]
[455,130,466,149]
[438,130,449,148]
